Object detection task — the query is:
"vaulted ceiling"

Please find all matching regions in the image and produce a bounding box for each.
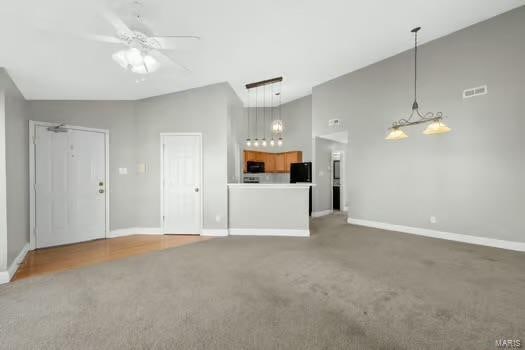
[0,0,522,103]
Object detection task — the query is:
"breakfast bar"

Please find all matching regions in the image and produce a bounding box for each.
[227,183,312,237]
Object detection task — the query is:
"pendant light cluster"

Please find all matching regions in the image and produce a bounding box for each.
[245,77,284,147]
[385,27,451,141]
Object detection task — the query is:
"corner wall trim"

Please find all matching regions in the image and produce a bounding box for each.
[108,227,162,238]
[229,228,310,237]
[312,210,333,218]
[347,217,525,252]
[201,229,229,237]
[0,243,29,284]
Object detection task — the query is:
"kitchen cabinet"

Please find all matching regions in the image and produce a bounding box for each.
[243,150,302,173]
[274,153,285,172]
[284,151,301,172]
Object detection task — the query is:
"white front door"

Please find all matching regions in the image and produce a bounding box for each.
[161,134,202,234]
[35,125,106,248]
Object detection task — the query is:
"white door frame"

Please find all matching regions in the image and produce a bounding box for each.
[160,132,203,234]
[330,151,345,212]
[29,121,110,250]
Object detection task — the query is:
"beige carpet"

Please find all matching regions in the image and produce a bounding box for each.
[0,214,524,349]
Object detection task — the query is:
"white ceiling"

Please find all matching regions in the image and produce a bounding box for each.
[0,0,522,104]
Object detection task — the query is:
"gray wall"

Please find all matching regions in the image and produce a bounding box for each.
[226,84,244,183]
[28,83,234,232]
[135,83,231,230]
[28,101,138,230]
[0,69,30,269]
[312,7,525,242]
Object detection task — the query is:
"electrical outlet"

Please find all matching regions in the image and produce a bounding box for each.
[430,216,437,224]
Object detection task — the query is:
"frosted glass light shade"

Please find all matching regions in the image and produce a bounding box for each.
[261,139,267,147]
[272,119,283,134]
[277,138,283,146]
[423,120,451,135]
[385,128,408,140]
[112,48,159,74]
[246,139,251,146]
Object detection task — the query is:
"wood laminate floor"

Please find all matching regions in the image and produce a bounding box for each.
[13,234,211,281]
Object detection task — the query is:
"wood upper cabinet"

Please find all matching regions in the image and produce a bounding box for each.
[274,153,285,172]
[285,151,302,172]
[263,153,275,173]
[243,150,302,173]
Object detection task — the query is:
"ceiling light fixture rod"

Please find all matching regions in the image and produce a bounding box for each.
[245,76,283,90]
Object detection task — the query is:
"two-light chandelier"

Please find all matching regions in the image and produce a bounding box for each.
[245,77,284,147]
[385,27,451,140]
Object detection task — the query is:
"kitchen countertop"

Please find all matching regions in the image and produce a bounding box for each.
[228,183,314,188]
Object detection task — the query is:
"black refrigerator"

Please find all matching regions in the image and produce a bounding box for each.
[290,162,313,216]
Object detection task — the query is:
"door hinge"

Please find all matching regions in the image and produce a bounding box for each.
[162,216,165,222]
[32,135,37,145]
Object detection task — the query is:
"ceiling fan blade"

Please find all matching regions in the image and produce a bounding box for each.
[150,36,201,50]
[150,50,190,72]
[151,35,201,40]
[103,10,133,35]
[83,34,123,44]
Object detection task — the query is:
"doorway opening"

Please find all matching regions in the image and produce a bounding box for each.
[312,131,348,217]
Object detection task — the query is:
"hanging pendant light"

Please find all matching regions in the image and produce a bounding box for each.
[385,128,408,140]
[245,87,252,146]
[385,27,451,140]
[423,120,451,135]
[261,84,267,147]
[244,77,284,147]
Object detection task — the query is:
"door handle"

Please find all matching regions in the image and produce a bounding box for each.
[99,189,105,194]
[194,188,199,192]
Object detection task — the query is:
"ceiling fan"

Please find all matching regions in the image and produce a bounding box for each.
[86,2,200,75]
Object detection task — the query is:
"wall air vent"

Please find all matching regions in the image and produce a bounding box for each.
[328,118,342,127]
[463,85,487,99]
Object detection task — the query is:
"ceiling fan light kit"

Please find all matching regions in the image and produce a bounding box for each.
[112,48,159,74]
[385,27,451,141]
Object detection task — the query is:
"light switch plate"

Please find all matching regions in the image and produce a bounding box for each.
[137,163,146,174]
[119,168,128,175]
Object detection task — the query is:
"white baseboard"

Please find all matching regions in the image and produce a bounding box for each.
[201,229,229,237]
[0,243,30,284]
[108,227,161,238]
[348,218,525,252]
[229,228,310,237]
[312,210,333,218]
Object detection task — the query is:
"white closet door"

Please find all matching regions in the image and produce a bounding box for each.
[162,134,202,234]
[35,126,106,248]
